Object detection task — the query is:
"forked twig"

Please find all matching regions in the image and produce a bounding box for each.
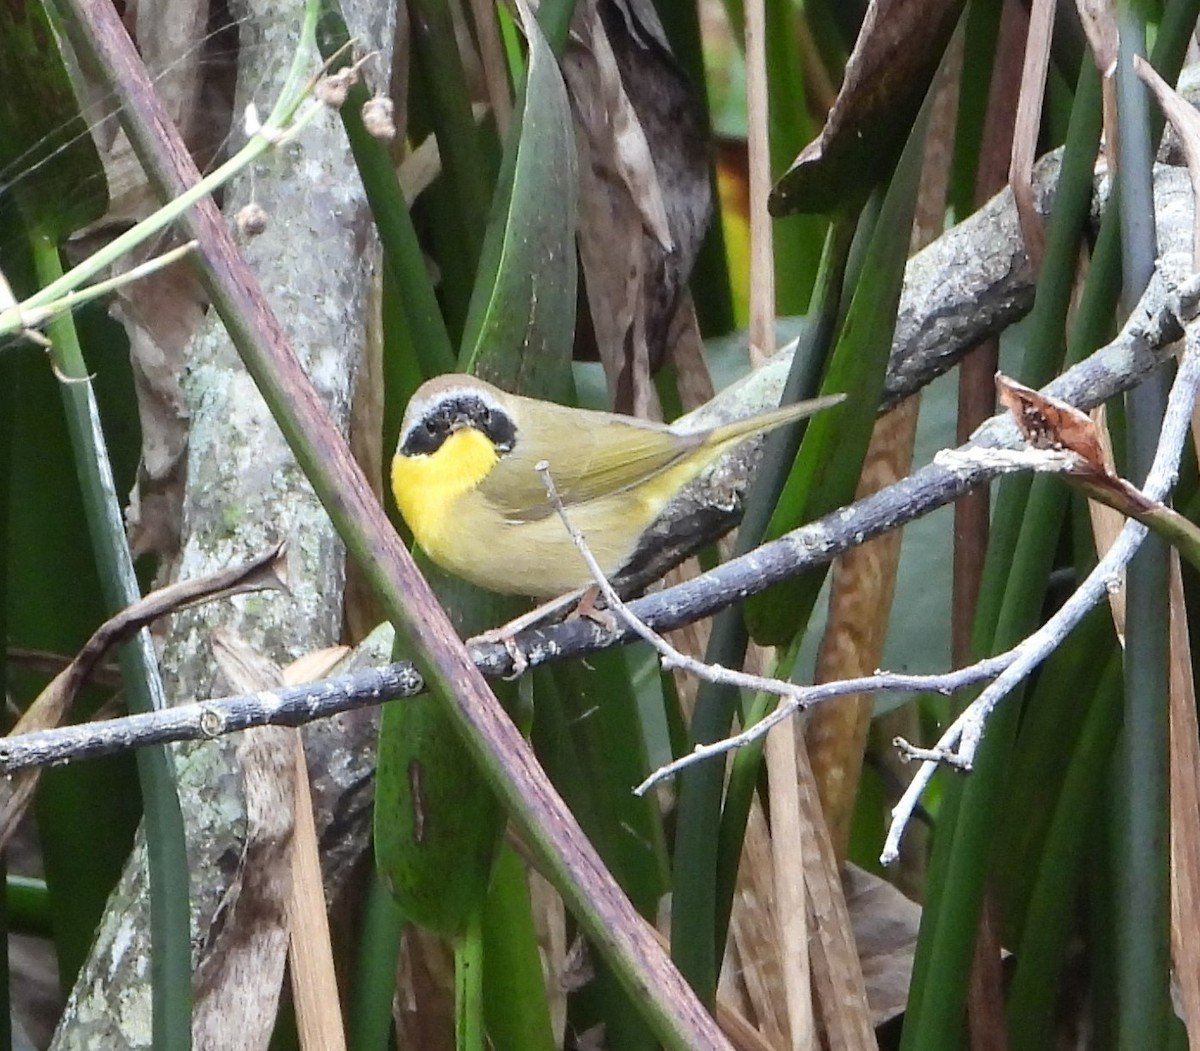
[536,308,1200,867]
[883,316,1200,862]
[534,460,1014,797]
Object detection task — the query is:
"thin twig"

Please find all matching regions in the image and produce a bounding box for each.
[14,242,197,333]
[1,268,1198,776]
[0,663,422,773]
[637,661,1009,795]
[536,460,1005,797]
[882,317,1200,863]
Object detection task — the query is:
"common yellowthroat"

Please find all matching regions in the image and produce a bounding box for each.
[391,374,843,597]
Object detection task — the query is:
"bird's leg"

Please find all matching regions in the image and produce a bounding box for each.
[570,585,618,633]
[468,589,586,676]
[476,589,586,641]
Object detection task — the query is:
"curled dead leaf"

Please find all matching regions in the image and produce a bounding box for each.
[0,544,288,855]
[770,0,963,215]
[996,372,1110,471]
[565,0,712,412]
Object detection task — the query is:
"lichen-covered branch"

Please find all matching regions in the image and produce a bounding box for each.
[11,258,1199,782]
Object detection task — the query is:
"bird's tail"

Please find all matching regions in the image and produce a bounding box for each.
[707,392,845,448]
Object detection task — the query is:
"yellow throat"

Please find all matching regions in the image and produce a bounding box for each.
[391,427,500,554]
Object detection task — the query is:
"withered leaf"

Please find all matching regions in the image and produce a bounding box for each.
[770,0,964,215]
[1136,56,1200,263]
[996,372,1109,471]
[565,0,712,412]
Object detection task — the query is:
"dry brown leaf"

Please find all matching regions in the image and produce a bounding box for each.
[667,292,716,411]
[288,737,347,1051]
[528,868,569,1046]
[729,800,789,1045]
[996,372,1110,469]
[996,375,1163,531]
[469,0,513,136]
[1077,0,1120,184]
[139,0,239,168]
[115,263,207,564]
[283,646,351,686]
[1076,0,1119,75]
[278,648,352,1051]
[347,271,387,642]
[648,854,777,1051]
[193,632,296,1051]
[769,0,962,215]
[396,927,455,1051]
[712,986,781,1051]
[1135,56,1200,263]
[1085,405,1127,640]
[842,865,919,1028]
[389,3,412,149]
[767,723,815,1048]
[1167,555,1200,1047]
[1009,0,1053,268]
[131,0,207,133]
[797,750,877,1049]
[745,0,775,370]
[809,398,919,859]
[565,0,712,414]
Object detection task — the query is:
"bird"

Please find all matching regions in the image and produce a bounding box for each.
[390,373,843,598]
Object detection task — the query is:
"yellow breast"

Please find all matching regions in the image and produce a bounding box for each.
[391,428,500,558]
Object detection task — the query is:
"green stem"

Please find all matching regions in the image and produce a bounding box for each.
[4,2,324,339]
[455,911,486,1051]
[33,234,192,1051]
[407,0,494,280]
[348,874,404,1051]
[316,3,456,378]
[1006,653,1122,1047]
[1114,11,1171,1048]
[671,217,854,1001]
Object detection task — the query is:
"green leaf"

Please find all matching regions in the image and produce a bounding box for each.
[1005,642,1122,1048]
[0,0,106,235]
[4,334,141,990]
[348,872,404,1051]
[743,101,929,645]
[535,652,668,915]
[455,910,486,1051]
[407,0,497,288]
[482,846,557,1051]
[375,2,580,938]
[461,0,577,400]
[373,618,509,938]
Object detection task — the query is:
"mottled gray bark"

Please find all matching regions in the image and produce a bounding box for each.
[51,0,394,1045]
[44,35,1200,1040]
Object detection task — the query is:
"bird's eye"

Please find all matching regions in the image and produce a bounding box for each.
[424,419,437,434]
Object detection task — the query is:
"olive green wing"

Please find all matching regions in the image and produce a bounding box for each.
[479,400,701,523]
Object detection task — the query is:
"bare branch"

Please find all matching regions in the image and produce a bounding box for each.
[3,263,1198,778]
[0,663,419,773]
[534,458,1013,796]
[882,298,1200,863]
